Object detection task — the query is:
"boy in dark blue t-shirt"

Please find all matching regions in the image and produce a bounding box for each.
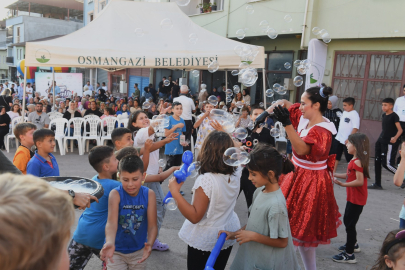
[101,155,157,268]
[27,129,60,177]
[164,101,187,168]
[68,146,120,270]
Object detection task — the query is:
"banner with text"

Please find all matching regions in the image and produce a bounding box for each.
[35,73,83,98]
[305,39,328,90]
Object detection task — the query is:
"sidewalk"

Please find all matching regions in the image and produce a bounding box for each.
[3,148,404,270]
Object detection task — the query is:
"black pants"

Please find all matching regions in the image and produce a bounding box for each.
[164,154,182,171]
[184,120,193,152]
[68,239,101,270]
[336,141,353,162]
[187,245,232,270]
[344,202,364,254]
[239,168,256,210]
[375,138,399,187]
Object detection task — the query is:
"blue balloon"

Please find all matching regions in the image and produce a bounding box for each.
[204,233,227,269]
[164,151,194,205]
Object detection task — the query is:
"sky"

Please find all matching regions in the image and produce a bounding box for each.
[0,0,16,20]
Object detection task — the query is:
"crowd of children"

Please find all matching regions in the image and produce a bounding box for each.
[4,83,405,270]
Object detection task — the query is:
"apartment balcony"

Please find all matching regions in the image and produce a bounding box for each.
[170,0,225,17]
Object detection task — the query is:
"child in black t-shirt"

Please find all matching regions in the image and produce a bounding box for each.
[239,105,275,209]
[370,98,403,189]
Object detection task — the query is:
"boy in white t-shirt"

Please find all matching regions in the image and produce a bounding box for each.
[334,97,360,172]
[26,83,34,99]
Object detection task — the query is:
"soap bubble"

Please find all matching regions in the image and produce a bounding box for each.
[226,97,232,103]
[234,45,243,56]
[240,68,258,87]
[312,27,321,35]
[284,15,292,23]
[164,79,170,86]
[160,18,173,30]
[210,109,226,121]
[259,20,270,32]
[225,89,233,96]
[134,28,144,37]
[191,70,199,77]
[321,32,331,43]
[166,197,177,211]
[265,89,274,97]
[234,127,248,140]
[222,121,235,133]
[223,147,250,166]
[284,62,291,69]
[336,111,342,118]
[158,159,166,168]
[319,29,327,36]
[222,105,227,111]
[239,62,249,70]
[176,0,190,6]
[293,76,303,87]
[271,101,277,105]
[273,83,281,92]
[189,33,198,44]
[301,59,311,68]
[208,60,219,73]
[259,102,264,107]
[297,65,307,75]
[187,162,201,178]
[142,101,151,109]
[208,95,218,106]
[233,85,240,93]
[266,28,278,39]
[236,29,246,40]
[363,151,368,155]
[236,101,245,109]
[277,86,287,95]
[245,5,254,14]
[247,121,255,130]
[231,70,239,76]
[293,60,301,67]
[270,128,281,137]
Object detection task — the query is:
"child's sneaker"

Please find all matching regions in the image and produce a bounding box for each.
[338,243,361,253]
[152,238,169,251]
[332,252,357,264]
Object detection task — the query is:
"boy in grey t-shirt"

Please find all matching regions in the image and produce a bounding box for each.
[27,103,50,129]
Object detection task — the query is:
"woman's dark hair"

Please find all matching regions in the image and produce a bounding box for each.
[371,230,405,270]
[247,143,294,183]
[348,133,370,178]
[127,110,148,133]
[243,89,250,96]
[305,83,333,113]
[198,131,236,175]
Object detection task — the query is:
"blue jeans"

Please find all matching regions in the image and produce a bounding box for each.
[400,218,405,229]
[159,92,167,99]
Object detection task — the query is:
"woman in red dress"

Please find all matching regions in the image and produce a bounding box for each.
[269,86,341,270]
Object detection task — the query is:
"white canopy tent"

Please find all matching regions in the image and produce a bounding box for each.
[25,1,265,70]
[23,1,266,117]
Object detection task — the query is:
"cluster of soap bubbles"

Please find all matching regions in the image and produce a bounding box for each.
[151,114,170,136]
[223,147,250,167]
[267,83,287,96]
[49,179,95,193]
[208,60,219,73]
[312,27,331,43]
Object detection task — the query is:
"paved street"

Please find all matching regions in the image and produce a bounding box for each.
[3,146,404,270]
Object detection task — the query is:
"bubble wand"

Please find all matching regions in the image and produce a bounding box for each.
[163,150,194,209]
[204,233,227,270]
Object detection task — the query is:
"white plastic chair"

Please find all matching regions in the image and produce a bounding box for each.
[49,118,68,156]
[118,118,128,128]
[64,118,85,155]
[83,118,102,152]
[49,113,63,121]
[5,116,26,153]
[100,117,118,145]
[84,114,100,120]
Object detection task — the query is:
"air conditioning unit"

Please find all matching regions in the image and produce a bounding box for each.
[179,77,187,86]
[119,81,127,94]
[121,74,126,81]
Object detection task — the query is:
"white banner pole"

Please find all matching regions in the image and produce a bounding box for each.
[22,65,27,121]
